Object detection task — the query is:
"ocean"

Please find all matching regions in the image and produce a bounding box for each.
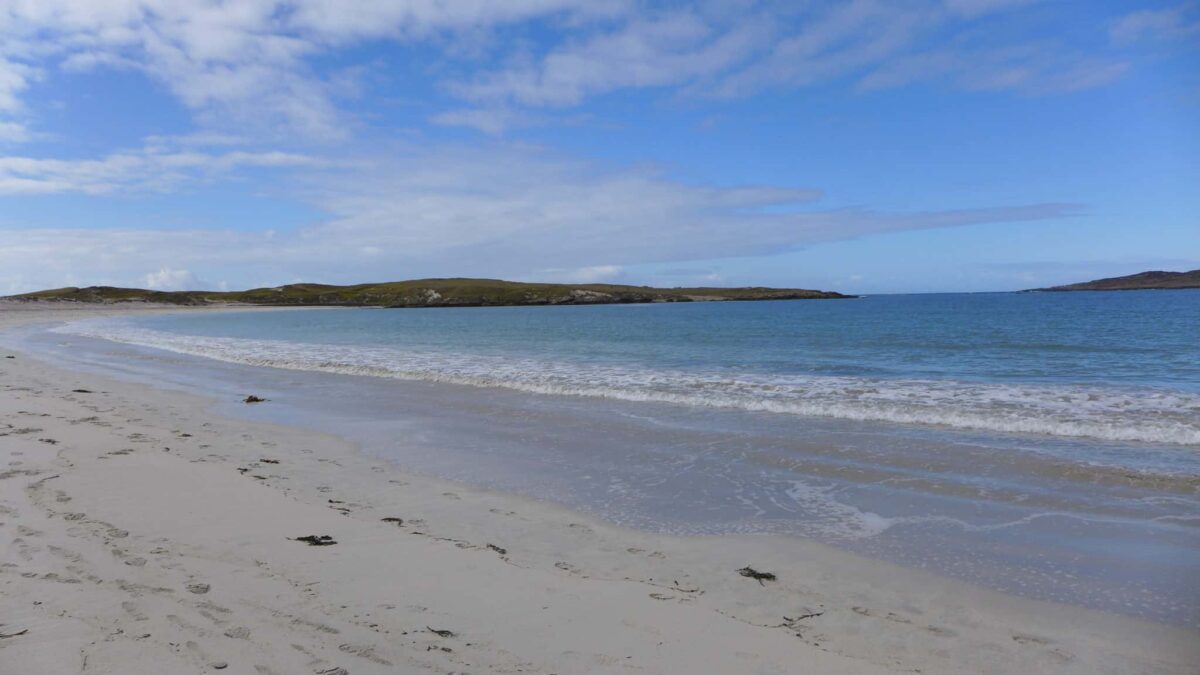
[18,289,1200,624]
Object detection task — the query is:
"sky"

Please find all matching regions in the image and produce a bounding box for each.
[1,0,1197,295]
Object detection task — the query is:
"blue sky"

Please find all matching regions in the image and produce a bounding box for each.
[1,1,1197,294]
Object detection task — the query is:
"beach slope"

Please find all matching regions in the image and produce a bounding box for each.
[0,305,1195,674]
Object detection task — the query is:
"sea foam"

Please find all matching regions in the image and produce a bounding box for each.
[56,319,1200,446]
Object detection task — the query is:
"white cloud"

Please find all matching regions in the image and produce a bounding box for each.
[1111,3,1200,44]
[0,0,1138,144]
[941,0,1040,18]
[0,0,626,140]
[430,107,532,135]
[0,57,36,143]
[538,265,626,283]
[857,42,1130,95]
[284,0,627,41]
[0,120,32,143]
[0,144,1082,294]
[0,59,35,113]
[144,267,200,291]
[291,146,1077,276]
[0,145,322,195]
[451,11,768,106]
[447,1,1129,110]
[706,2,924,98]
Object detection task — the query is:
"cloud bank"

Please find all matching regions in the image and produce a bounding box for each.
[0,144,1081,293]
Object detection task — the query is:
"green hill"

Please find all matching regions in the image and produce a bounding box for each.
[8,278,853,307]
[1030,269,1200,292]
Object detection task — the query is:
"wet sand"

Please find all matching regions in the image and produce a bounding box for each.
[1,304,1197,674]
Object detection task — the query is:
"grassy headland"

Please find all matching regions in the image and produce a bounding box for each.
[1029,269,1200,292]
[7,278,853,307]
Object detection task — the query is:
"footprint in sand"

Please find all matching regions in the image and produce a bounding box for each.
[47,545,82,562]
[1045,649,1075,664]
[116,580,176,596]
[555,561,581,574]
[289,617,340,635]
[121,601,149,621]
[338,643,393,665]
[40,572,82,584]
[12,538,36,561]
[183,640,227,669]
[196,600,232,616]
[852,606,912,624]
[170,614,215,640]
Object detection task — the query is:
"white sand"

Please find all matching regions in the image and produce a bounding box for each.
[1,304,1196,674]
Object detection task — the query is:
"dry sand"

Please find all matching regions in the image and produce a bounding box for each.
[1,304,1196,674]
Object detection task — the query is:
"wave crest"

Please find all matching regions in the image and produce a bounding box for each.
[55,320,1200,446]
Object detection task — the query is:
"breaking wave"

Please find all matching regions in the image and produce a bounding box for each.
[56,319,1200,446]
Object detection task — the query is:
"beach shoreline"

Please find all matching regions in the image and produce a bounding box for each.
[1,304,1197,674]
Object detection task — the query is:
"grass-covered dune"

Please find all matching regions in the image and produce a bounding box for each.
[8,278,853,307]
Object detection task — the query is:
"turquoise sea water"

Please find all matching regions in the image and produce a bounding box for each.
[20,289,1200,624]
[62,290,1200,448]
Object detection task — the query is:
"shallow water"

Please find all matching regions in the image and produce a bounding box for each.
[56,291,1200,448]
[10,290,1200,624]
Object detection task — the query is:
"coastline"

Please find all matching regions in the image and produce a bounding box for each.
[1,305,1196,674]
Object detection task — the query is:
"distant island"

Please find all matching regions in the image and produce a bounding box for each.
[1028,269,1200,292]
[6,278,853,307]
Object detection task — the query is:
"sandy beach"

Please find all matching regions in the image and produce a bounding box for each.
[1,304,1196,674]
